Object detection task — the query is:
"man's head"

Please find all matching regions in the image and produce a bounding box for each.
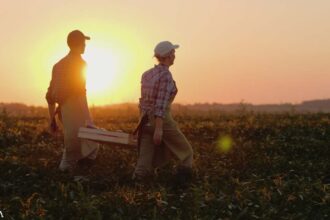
[67,30,90,54]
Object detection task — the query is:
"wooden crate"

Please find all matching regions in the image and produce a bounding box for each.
[78,127,137,146]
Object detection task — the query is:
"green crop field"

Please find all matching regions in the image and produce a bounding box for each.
[1,107,330,219]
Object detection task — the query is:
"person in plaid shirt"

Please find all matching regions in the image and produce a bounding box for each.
[46,30,99,172]
[133,41,194,186]
[139,63,178,118]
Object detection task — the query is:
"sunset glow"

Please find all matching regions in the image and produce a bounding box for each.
[0,0,330,106]
[84,46,119,97]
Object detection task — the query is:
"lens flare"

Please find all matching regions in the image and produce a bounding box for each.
[216,135,233,153]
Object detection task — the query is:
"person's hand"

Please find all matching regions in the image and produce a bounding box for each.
[86,119,97,129]
[49,118,58,136]
[153,127,163,145]
[153,117,164,145]
[132,132,138,140]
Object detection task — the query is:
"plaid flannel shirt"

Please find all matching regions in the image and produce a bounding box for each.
[139,64,178,118]
[46,53,86,104]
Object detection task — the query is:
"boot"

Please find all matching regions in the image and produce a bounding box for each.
[173,166,193,188]
[322,175,330,184]
[77,158,96,168]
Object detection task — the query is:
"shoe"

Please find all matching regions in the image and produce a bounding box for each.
[132,172,153,186]
[59,159,76,172]
[173,167,193,189]
[77,158,96,168]
[322,175,330,184]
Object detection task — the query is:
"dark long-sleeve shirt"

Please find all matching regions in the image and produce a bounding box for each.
[46,52,87,104]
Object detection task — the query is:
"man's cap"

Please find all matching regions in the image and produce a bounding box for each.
[67,30,90,47]
[154,41,179,57]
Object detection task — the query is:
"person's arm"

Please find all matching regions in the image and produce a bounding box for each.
[153,72,173,145]
[46,66,58,133]
[79,61,96,128]
[48,103,58,132]
[80,91,97,128]
[153,117,164,145]
[82,97,96,128]
[47,103,56,121]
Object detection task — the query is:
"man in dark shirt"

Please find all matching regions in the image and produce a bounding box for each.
[46,30,99,172]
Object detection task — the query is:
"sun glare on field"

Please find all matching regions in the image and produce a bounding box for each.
[83,46,119,97]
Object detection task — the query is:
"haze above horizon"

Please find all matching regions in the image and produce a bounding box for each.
[1,0,329,106]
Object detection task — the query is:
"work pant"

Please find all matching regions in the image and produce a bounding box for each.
[134,110,193,178]
[59,95,99,170]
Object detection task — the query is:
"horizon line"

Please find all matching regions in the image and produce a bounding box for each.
[1,98,330,108]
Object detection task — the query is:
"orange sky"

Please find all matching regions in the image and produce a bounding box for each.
[0,0,330,106]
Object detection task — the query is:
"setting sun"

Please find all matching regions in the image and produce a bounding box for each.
[1,1,330,218]
[72,27,146,106]
[84,46,119,96]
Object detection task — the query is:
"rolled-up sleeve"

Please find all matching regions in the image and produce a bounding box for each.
[154,72,173,118]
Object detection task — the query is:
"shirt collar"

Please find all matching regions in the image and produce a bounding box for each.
[68,51,82,59]
[155,63,169,70]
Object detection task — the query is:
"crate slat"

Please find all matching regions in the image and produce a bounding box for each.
[78,127,137,146]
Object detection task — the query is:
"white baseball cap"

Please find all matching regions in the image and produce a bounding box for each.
[154,41,179,57]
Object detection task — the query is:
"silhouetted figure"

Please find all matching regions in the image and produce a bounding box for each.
[133,41,194,186]
[46,30,99,172]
